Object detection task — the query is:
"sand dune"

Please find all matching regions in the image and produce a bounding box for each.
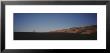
[50,25,97,35]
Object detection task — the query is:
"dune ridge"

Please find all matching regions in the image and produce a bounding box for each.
[50,25,97,35]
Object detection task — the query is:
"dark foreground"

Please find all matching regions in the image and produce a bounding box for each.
[14,32,97,40]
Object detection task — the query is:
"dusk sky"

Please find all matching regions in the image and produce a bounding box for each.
[14,13,97,32]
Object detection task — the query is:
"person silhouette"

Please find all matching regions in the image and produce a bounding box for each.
[33,29,36,32]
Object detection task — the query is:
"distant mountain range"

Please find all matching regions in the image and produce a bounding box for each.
[50,25,97,35]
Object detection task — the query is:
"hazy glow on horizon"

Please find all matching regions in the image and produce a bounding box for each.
[14,13,97,32]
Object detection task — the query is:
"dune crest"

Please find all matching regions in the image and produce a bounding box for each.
[50,25,97,35]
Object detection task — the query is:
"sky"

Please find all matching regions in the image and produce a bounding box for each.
[14,13,97,32]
